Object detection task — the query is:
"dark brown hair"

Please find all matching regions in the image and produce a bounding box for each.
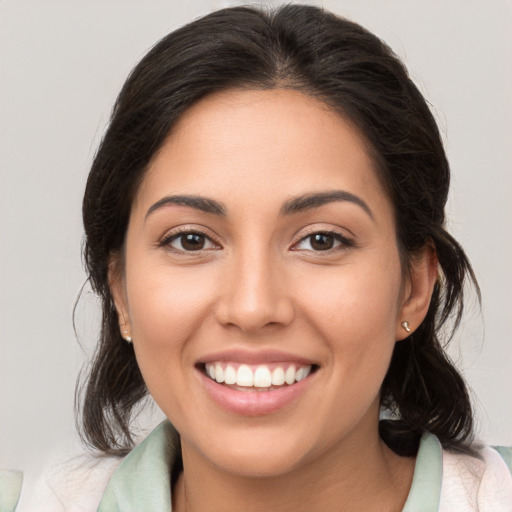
[78,4,478,457]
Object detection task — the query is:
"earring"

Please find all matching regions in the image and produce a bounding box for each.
[122,331,133,343]
[401,321,411,333]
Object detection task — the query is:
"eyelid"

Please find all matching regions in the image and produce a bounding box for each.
[158,226,222,252]
[290,228,355,252]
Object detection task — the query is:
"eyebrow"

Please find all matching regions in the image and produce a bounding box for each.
[145,190,373,221]
[280,191,374,220]
[145,195,227,220]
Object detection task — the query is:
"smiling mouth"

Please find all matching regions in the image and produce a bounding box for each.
[200,362,318,391]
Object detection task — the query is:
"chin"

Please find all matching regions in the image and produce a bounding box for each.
[210,446,307,479]
[183,422,322,479]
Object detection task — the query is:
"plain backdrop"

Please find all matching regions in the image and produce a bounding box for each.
[1,0,511,474]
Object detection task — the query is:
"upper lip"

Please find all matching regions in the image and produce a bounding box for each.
[197,349,318,366]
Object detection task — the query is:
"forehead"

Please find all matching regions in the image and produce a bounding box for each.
[134,88,391,219]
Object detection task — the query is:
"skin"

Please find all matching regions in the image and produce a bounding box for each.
[111,89,438,512]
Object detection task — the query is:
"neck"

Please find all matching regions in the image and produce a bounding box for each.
[172,423,414,512]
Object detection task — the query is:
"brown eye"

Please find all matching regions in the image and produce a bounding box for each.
[310,233,335,251]
[293,231,353,252]
[180,233,206,250]
[163,231,218,252]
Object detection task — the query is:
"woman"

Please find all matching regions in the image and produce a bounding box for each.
[5,4,511,511]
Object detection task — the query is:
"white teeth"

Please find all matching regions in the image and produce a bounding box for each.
[205,362,313,388]
[236,364,254,387]
[285,365,296,385]
[296,365,312,382]
[271,367,285,386]
[224,365,237,385]
[296,367,304,382]
[214,362,224,383]
[253,366,272,387]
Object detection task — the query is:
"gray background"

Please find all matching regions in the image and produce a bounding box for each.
[1,0,511,474]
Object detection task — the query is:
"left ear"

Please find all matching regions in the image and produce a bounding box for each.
[396,243,438,340]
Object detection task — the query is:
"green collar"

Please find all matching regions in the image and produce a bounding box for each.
[0,470,23,512]
[402,432,443,511]
[98,422,442,511]
[98,421,178,511]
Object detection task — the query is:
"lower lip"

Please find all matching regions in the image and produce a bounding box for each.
[198,370,315,416]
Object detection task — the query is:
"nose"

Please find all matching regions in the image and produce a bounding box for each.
[214,247,294,334]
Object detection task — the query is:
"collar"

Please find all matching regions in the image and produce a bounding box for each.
[402,432,443,511]
[98,422,442,511]
[97,421,178,511]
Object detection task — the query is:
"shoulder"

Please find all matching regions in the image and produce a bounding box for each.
[440,444,512,512]
[13,451,122,512]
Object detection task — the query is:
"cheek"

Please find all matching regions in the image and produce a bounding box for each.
[301,259,401,330]
[296,257,402,380]
[129,271,206,343]
[127,250,219,323]
[124,261,217,390]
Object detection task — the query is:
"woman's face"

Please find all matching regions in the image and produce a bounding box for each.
[113,89,424,477]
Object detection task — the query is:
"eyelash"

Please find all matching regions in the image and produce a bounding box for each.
[291,231,354,253]
[159,228,354,254]
[158,229,221,253]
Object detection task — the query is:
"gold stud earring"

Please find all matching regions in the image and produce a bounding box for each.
[122,331,133,343]
[401,321,411,333]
